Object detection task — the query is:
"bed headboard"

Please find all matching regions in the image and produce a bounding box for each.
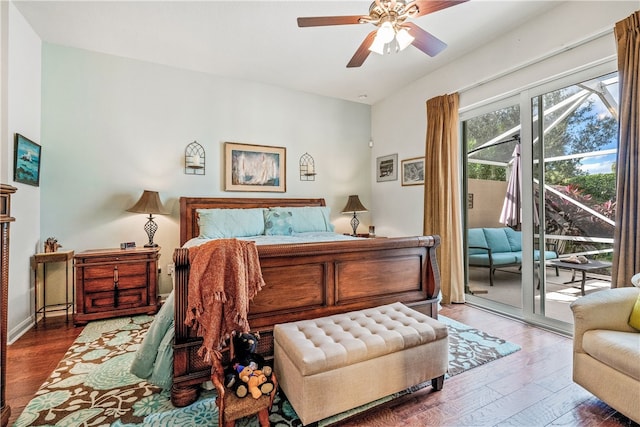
[179,197,326,246]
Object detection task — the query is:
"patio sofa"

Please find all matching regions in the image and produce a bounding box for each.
[570,287,640,423]
[468,227,558,286]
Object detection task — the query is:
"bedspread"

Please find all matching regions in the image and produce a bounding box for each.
[130,291,175,389]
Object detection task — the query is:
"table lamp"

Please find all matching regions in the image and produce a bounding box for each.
[127,190,168,247]
[341,195,367,236]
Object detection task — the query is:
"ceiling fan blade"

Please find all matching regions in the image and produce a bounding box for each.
[347,30,378,68]
[411,0,469,17]
[297,15,364,27]
[405,22,447,57]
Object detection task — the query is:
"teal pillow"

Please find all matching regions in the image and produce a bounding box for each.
[468,228,489,255]
[197,208,265,238]
[264,210,294,236]
[504,227,522,252]
[270,206,334,232]
[483,228,512,253]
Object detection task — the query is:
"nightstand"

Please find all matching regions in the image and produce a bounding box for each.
[74,246,160,326]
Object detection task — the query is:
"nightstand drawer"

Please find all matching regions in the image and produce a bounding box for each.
[84,287,148,312]
[82,264,148,293]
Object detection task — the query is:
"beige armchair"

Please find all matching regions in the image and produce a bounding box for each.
[570,287,640,423]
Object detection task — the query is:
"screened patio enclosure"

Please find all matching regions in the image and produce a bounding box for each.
[464,72,618,328]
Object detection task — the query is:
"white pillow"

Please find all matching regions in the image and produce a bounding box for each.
[197,208,265,238]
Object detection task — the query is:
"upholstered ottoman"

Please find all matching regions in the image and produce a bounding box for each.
[273,302,448,425]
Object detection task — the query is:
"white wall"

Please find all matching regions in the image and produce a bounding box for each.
[38,44,371,312]
[370,1,638,238]
[1,1,7,184]
[6,2,41,342]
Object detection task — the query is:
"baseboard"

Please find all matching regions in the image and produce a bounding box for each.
[8,314,35,344]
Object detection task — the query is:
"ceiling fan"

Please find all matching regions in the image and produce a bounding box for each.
[297,0,469,68]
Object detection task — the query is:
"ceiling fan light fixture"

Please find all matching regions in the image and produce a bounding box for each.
[368,34,386,55]
[297,0,468,67]
[377,20,395,44]
[396,27,414,51]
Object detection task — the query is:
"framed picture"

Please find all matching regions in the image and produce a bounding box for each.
[376,153,398,182]
[225,142,286,192]
[13,133,41,187]
[401,157,425,186]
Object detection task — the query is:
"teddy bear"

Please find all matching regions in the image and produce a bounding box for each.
[237,363,270,399]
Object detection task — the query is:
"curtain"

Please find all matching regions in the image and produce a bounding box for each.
[423,93,465,304]
[612,11,640,288]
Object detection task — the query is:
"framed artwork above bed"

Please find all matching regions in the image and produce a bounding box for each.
[225,142,286,192]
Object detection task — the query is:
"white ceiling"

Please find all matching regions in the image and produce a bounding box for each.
[13,0,562,105]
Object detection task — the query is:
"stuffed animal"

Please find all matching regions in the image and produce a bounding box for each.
[224,365,249,398]
[232,333,266,368]
[224,333,274,398]
[236,363,270,399]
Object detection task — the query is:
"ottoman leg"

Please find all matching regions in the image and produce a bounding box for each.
[432,375,445,391]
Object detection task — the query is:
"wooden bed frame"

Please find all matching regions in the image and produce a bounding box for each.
[171,197,441,406]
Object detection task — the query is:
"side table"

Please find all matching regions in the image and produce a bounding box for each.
[31,249,74,326]
[547,259,612,296]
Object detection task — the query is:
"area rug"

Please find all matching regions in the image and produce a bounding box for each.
[14,314,520,427]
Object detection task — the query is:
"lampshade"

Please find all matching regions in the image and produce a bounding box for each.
[368,35,386,55]
[396,27,415,51]
[377,21,395,44]
[341,195,367,213]
[127,190,169,215]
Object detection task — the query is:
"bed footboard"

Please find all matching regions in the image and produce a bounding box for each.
[171,235,440,406]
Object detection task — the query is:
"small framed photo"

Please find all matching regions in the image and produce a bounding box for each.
[225,142,286,192]
[376,153,398,182]
[13,133,42,187]
[401,157,425,186]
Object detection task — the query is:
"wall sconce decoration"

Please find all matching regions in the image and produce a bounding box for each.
[341,195,368,236]
[299,152,316,181]
[127,190,169,247]
[185,141,205,175]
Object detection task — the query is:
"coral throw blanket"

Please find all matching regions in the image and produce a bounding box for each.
[184,239,265,361]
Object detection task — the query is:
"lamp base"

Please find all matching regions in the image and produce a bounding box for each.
[350,213,360,236]
[144,214,159,249]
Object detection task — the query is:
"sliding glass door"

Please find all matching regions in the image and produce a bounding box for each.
[464,101,524,314]
[532,72,618,324]
[463,66,618,332]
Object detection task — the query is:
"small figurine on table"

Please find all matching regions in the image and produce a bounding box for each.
[44,237,62,253]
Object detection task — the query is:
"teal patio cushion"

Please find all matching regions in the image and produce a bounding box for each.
[482,228,512,253]
[504,227,522,252]
[469,252,518,266]
[535,249,558,261]
[514,250,558,263]
[468,228,489,255]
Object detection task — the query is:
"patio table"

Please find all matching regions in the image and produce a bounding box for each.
[547,259,612,296]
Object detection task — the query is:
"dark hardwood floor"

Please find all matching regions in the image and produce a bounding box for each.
[6,304,638,426]
[6,316,83,426]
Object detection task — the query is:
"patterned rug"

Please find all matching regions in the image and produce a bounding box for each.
[14,314,520,427]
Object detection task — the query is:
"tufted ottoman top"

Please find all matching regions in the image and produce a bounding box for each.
[273,302,448,376]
